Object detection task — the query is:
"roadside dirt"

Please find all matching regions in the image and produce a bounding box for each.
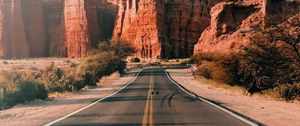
[167,68,300,126]
[0,58,80,71]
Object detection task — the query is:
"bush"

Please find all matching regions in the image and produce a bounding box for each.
[197,67,212,79]
[2,61,8,64]
[236,41,297,93]
[80,52,126,81]
[0,80,48,109]
[192,52,221,64]
[15,80,48,102]
[219,54,241,85]
[131,57,141,62]
[194,40,300,95]
[279,84,300,101]
[98,40,136,58]
[82,72,96,86]
[196,61,231,83]
[70,62,78,68]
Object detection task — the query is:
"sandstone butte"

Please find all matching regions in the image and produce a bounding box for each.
[0,0,298,59]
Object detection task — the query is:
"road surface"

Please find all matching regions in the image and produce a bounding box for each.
[49,68,252,126]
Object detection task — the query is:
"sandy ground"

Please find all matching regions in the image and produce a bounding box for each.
[0,69,139,126]
[167,68,300,126]
[0,58,80,71]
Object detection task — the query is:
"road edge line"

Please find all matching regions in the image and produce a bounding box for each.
[43,70,143,126]
[164,70,259,126]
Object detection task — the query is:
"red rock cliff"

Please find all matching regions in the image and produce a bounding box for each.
[64,0,94,58]
[43,0,67,57]
[112,0,162,59]
[0,0,30,58]
[194,0,299,55]
[0,0,296,59]
[0,0,118,58]
[22,0,49,57]
[112,0,217,59]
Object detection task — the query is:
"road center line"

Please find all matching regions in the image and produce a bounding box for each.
[142,70,154,126]
[149,72,154,126]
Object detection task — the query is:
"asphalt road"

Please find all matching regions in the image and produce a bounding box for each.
[50,68,251,126]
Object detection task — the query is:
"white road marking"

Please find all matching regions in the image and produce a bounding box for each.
[44,70,143,126]
[164,70,259,126]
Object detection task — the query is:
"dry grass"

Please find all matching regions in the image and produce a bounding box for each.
[194,76,247,95]
[99,72,120,85]
[0,58,80,71]
[48,92,74,99]
[126,58,190,68]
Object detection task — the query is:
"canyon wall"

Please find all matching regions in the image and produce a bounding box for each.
[112,0,216,59]
[0,0,118,58]
[0,0,4,58]
[0,0,297,59]
[194,1,261,54]
[43,0,67,57]
[112,0,244,59]
[22,0,47,57]
[112,0,162,59]
[194,0,300,55]
[64,0,94,58]
[0,0,30,58]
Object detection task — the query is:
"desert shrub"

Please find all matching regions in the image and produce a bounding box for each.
[0,79,48,109]
[236,41,296,93]
[117,60,127,74]
[98,39,136,58]
[41,66,70,92]
[219,54,241,85]
[279,84,300,101]
[192,52,222,64]
[80,52,126,81]
[64,75,85,91]
[82,72,96,86]
[14,80,48,102]
[70,62,78,68]
[2,61,8,64]
[196,66,212,79]
[131,57,141,62]
[193,41,299,94]
[196,61,231,83]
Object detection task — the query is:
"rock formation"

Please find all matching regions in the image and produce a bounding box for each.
[112,0,216,59]
[64,0,95,58]
[22,0,47,57]
[194,1,261,54]
[43,0,67,57]
[0,0,118,58]
[194,0,300,55]
[0,0,4,58]
[0,0,297,59]
[0,0,30,58]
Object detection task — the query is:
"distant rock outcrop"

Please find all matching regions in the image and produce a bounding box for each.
[194,1,261,54]
[112,0,215,59]
[194,0,300,55]
[0,0,118,58]
[0,0,30,58]
[43,0,67,57]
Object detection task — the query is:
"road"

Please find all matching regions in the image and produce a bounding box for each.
[48,68,252,126]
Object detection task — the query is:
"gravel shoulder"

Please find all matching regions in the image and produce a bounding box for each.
[0,69,140,126]
[167,68,300,126]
